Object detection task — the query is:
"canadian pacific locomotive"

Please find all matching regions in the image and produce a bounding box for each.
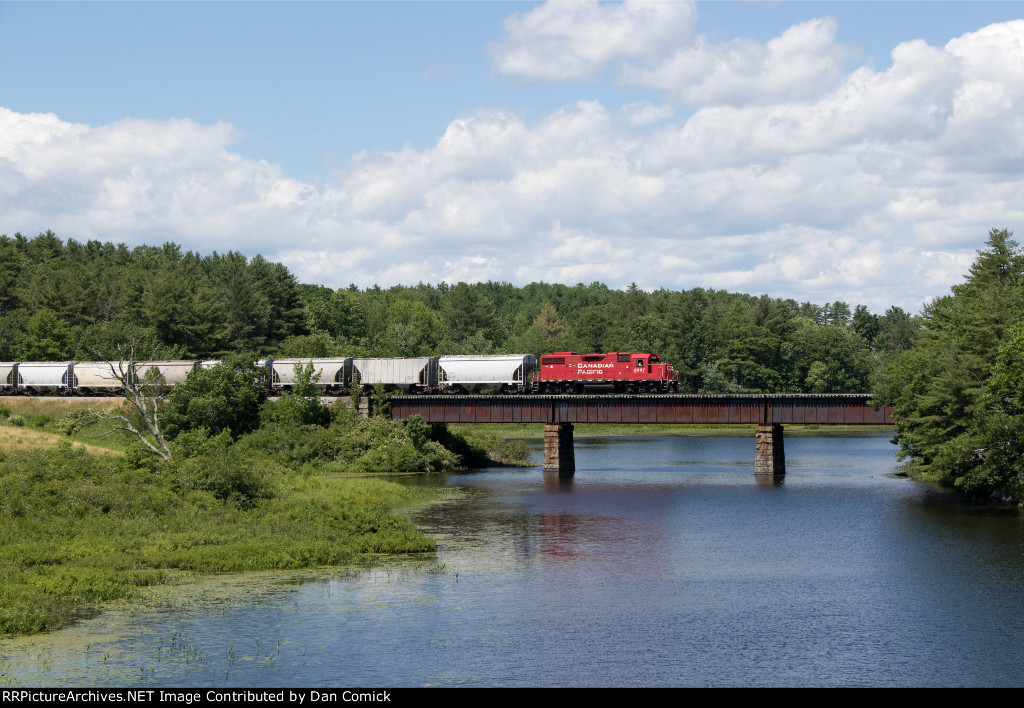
[0,352,679,396]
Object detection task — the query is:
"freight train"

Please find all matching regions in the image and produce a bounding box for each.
[0,352,679,396]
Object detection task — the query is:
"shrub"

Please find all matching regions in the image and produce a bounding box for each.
[171,450,274,509]
[55,410,91,436]
[349,418,458,475]
[30,414,54,429]
[170,428,234,459]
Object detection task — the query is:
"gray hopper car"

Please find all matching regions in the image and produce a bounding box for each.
[438,354,537,393]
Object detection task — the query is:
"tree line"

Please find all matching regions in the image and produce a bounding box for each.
[0,230,917,395]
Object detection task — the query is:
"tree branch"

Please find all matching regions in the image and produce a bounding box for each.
[85,341,173,462]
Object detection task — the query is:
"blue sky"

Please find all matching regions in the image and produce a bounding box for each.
[2,1,1023,312]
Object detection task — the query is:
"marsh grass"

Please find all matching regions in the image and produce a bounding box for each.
[0,442,440,637]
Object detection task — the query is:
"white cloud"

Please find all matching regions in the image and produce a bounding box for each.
[491,2,854,107]
[489,0,697,82]
[622,17,856,106]
[4,19,1024,313]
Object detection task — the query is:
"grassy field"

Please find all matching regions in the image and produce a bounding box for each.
[0,426,123,456]
[0,398,136,453]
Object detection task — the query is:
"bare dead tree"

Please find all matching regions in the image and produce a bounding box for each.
[86,342,173,462]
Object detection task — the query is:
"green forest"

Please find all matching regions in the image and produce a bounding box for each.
[0,229,917,394]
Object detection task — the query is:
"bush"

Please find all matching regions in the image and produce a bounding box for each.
[261,395,331,428]
[348,417,458,475]
[121,442,162,474]
[30,414,54,429]
[260,361,332,428]
[4,414,26,427]
[170,428,234,459]
[171,450,274,509]
[428,423,532,467]
[55,410,91,436]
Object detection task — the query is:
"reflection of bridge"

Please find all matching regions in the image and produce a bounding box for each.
[387,394,895,478]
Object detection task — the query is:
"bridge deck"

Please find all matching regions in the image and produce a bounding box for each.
[387,394,893,425]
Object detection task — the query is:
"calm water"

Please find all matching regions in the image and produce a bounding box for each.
[3,432,1024,687]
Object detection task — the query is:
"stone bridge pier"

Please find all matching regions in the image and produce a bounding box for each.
[543,422,575,478]
[754,424,785,476]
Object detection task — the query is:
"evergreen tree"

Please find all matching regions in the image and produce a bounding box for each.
[876,229,1024,498]
[21,309,71,360]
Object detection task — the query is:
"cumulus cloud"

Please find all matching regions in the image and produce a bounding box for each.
[3,19,1024,312]
[489,0,698,82]
[491,1,854,107]
[622,17,857,106]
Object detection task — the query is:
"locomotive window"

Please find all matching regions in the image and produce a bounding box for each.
[635,359,644,367]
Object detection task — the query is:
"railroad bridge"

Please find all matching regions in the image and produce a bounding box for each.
[387,394,895,478]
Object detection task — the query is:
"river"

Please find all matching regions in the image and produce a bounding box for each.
[2,431,1023,687]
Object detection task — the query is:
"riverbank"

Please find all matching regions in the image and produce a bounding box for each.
[0,395,496,639]
[0,440,457,637]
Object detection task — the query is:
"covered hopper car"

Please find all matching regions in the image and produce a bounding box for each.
[438,354,537,393]
[257,358,351,393]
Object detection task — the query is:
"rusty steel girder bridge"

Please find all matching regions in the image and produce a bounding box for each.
[387,394,895,478]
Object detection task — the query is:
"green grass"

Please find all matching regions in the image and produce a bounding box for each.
[0,442,449,637]
[0,398,138,452]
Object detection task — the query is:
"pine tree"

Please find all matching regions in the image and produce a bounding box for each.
[877,229,1024,497]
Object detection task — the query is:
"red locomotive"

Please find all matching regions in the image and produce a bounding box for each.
[533,352,679,394]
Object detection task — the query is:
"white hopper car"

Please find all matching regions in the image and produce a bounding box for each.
[351,357,436,392]
[438,354,537,393]
[257,358,351,393]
